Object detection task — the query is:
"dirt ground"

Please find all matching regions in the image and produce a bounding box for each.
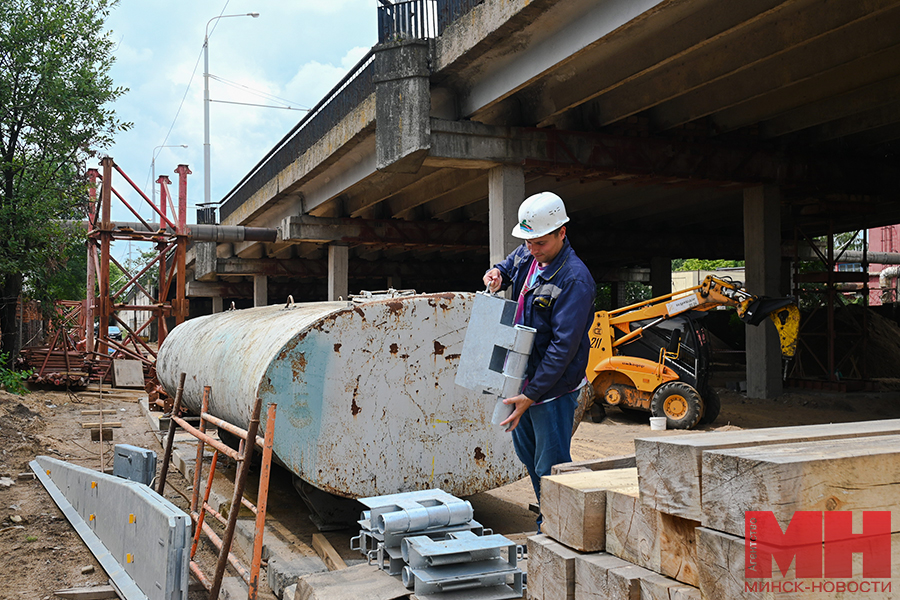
[1,380,899,599]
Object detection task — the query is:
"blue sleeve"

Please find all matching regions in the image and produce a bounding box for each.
[491,246,523,292]
[522,275,595,400]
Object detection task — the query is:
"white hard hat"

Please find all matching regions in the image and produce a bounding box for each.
[511,191,570,239]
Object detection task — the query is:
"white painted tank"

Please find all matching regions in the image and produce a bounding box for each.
[156,292,526,498]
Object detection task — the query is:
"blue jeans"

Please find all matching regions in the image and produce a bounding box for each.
[512,389,579,524]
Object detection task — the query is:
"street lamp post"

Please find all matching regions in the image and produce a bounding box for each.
[203,12,259,214]
[151,144,188,209]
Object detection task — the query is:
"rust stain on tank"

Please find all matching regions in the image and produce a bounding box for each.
[433,340,446,355]
[351,375,362,416]
[291,353,307,379]
[444,353,460,360]
[473,447,486,461]
[386,301,404,316]
[353,306,365,319]
[334,343,342,353]
[390,343,399,355]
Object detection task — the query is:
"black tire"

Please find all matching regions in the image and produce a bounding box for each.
[651,381,703,429]
[699,387,721,425]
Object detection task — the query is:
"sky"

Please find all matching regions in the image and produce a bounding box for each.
[99,0,377,227]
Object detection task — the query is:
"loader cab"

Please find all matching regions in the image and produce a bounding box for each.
[615,313,711,394]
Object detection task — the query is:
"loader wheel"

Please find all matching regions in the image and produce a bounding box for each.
[698,387,721,425]
[651,382,703,430]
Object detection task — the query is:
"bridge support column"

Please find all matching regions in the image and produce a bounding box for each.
[211,296,223,314]
[489,165,524,299]
[253,275,267,307]
[328,244,349,301]
[650,256,671,298]
[744,185,783,399]
[374,40,431,173]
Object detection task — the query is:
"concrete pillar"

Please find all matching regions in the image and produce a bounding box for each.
[488,165,524,267]
[650,256,671,298]
[211,296,223,314]
[374,40,431,173]
[253,275,267,307]
[743,185,783,399]
[328,244,349,301]
[387,275,401,290]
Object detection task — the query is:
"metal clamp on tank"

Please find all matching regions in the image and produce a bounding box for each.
[454,292,537,425]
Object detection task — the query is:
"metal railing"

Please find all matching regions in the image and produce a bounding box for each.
[378,0,438,42]
[220,0,487,219]
[377,0,485,42]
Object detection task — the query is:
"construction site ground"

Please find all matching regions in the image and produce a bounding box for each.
[2,374,899,600]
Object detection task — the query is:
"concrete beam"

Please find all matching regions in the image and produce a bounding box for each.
[758,73,900,139]
[280,215,488,250]
[185,280,252,298]
[650,4,900,130]
[328,245,349,301]
[743,185,783,399]
[428,119,897,194]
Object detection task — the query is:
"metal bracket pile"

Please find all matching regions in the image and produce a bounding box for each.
[350,489,524,600]
[401,530,524,600]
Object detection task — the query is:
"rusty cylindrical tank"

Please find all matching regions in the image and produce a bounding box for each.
[156,292,526,499]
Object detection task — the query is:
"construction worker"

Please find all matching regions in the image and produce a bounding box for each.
[482,191,595,528]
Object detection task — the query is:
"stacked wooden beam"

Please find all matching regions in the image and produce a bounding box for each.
[528,419,900,599]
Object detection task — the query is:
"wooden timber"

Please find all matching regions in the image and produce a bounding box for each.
[540,468,637,552]
[696,527,900,600]
[527,534,584,600]
[605,487,700,586]
[701,434,900,538]
[635,419,900,521]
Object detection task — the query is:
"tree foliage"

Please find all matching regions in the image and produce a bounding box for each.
[0,0,127,354]
[671,258,745,272]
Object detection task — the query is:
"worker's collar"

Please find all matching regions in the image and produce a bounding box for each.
[532,238,571,280]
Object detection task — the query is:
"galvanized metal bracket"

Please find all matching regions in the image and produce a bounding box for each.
[455,292,536,399]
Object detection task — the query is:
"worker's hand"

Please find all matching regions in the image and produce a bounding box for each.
[500,394,534,432]
[483,268,502,293]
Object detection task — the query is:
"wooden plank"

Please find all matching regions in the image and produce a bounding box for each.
[551,454,636,475]
[605,487,700,586]
[696,527,900,600]
[638,571,699,600]
[52,585,118,600]
[702,434,900,538]
[311,533,348,571]
[81,422,122,429]
[635,419,900,521]
[541,468,638,552]
[295,563,409,600]
[527,534,583,600]
[80,410,119,416]
[574,553,633,600]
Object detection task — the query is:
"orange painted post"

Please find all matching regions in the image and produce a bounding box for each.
[249,403,277,600]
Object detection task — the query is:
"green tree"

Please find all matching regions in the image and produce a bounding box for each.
[672,258,745,272]
[0,0,127,355]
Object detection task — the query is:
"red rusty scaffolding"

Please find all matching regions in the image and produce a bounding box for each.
[85,157,190,406]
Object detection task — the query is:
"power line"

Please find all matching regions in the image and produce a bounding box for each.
[145,0,232,196]
[207,74,308,109]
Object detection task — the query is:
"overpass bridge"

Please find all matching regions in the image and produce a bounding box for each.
[185,0,900,396]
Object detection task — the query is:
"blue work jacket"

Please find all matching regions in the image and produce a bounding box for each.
[493,239,596,402]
